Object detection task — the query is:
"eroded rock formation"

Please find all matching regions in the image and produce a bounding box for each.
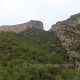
[50,13,80,62]
[0,20,43,33]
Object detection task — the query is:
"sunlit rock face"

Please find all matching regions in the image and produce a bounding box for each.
[0,20,43,33]
[50,13,80,61]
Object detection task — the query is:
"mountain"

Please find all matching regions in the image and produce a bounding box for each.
[0,13,80,80]
[50,13,80,62]
[0,20,43,32]
[0,30,74,80]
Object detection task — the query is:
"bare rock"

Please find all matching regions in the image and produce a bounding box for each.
[0,20,43,33]
[50,13,80,62]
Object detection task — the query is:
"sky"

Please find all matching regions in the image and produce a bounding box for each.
[0,0,80,30]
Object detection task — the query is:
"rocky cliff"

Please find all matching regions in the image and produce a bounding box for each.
[0,20,43,33]
[50,13,80,62]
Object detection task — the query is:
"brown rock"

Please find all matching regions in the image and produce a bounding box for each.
[0,20,43,33]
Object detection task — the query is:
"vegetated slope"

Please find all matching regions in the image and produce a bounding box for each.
[50,13,80,62]
[20,28,67,54]
[0,29,77,80]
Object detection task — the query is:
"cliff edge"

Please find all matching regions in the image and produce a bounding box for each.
[0,20,43,33]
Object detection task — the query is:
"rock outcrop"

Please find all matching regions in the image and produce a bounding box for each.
[50,13,80,61]
[0,20,43,33]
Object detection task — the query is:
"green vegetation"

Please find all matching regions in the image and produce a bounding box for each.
[0,29,79,80]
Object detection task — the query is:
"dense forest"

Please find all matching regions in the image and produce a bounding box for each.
[0,29,80,80]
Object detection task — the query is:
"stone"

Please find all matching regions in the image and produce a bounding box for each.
[0,20,43,33]
[50,13,80,62]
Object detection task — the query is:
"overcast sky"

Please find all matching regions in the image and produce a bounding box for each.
[0,0,80,30]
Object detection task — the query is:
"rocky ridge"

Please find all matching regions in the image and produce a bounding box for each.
[0,20,43,32]
[50,13,80,62]
[0,13,80,62]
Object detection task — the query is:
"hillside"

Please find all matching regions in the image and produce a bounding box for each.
[0,29,78,80]
[0,13,80,80]
[50,13,80,62]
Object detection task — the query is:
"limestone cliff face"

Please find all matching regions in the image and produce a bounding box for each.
[30,20,43,30]
[0,20,43,32]
[50,13,80,61]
